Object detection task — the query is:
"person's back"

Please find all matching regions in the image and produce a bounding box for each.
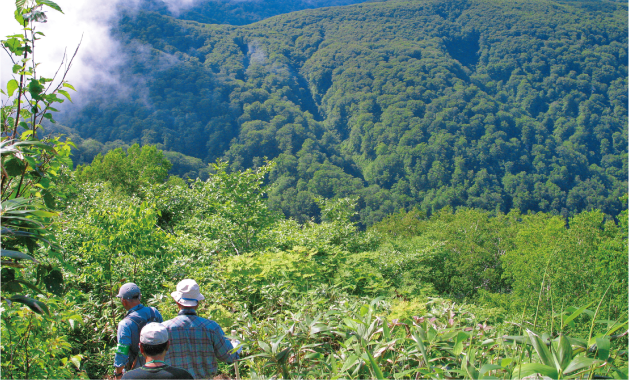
[122,365,193,380]
[163,310,236,378]
[162,279,239,379]
[114,283,163,378]
[122,323,193,380]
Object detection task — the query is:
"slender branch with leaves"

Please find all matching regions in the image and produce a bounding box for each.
[1,0,76,313]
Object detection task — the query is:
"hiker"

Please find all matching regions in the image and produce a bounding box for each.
[114,283,164,379]
[121,322,193,379]
[163,279,241,379]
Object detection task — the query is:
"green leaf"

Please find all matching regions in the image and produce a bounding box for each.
[7,279,46,294]
[27,79,44,97]
[258,341,271,353]
[557,334,573,371]
[275,347,291,364]
[340,354,359,373]
[4,157,26,177]
[606,321,628,336]
[609,364,628,379]
[564,356,602,374]
[596,337,610,361]
[12,64,22,74]
[480,364,502,375]
[366,351,385,380]
[42,268,64,295]
[453,331,470,356]
[526,329,554,367]
[57,89,72,102]
[13,10,24,25]
[7,79,19,97]
[62,82,75,91]
[562,302,594,327]
[382,317,391,341]
[463,358,479,379]
[501,358,513,367]
[9,295,49,315]
[20,130,35,139]
[69,354,82,369]
[13,140,55,151]
[1,249,37,262]
[512,363,558,379]
[35,0,63,13]
[2,280,23,292]
[413,330,428,366]
[29,210,58,218]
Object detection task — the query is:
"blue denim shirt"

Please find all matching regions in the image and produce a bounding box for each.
[114,304,163,368]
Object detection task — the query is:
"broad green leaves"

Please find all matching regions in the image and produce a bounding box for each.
[6,79,19,97]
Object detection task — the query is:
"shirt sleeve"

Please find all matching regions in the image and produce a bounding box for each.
[212,324,239,364]
[155,308,164,323]
[114,320,133,368]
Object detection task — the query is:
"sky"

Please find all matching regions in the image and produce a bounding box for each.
[0,0,211,101]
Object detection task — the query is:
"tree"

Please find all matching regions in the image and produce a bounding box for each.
[1,0,77,313]
[76,143,172,195]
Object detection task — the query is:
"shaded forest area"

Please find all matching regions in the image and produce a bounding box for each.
[54,0,628,225]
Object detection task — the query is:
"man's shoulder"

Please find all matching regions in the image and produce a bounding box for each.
[122,365,193,380]
[189,314,220,328]
[129,305,162,320]
[164,366,194,379]
[163,314,220,330]
[118,316,135,330]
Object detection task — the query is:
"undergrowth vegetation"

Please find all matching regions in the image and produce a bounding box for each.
[1,1,627,379]
[2,145,627,378]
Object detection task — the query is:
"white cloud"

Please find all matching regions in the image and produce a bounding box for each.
[1,0,141,99]
[161,0,198,16]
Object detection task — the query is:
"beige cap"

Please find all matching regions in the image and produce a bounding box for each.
[170,279,205,307]
[140,323,169,345]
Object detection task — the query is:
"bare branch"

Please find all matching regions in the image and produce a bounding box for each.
[44,48,68,93]
[1,45,19,66]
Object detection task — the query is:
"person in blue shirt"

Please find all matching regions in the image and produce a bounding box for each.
[122,322,193,380]
[113,283,163,379]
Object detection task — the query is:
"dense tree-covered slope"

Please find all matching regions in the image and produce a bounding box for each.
[59,0,628,224]
[137,0,375,25]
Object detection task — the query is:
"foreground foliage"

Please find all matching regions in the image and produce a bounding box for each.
[3,150,625,378]
[1,0,84,377]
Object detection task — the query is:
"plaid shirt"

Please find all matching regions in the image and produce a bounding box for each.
[163,309,238,379]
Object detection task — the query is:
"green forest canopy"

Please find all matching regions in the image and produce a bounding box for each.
[3,1,627,379]
[56,0,628,224]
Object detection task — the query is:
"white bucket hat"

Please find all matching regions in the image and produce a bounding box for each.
[171,279,205,307]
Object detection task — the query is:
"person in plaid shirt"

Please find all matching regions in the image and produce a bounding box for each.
[162,279,241,379]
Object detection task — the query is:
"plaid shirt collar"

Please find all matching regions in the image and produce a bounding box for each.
[178,309,197,316]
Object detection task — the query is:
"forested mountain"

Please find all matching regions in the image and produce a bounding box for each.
[134,0,375,25]
[57,0,628,224]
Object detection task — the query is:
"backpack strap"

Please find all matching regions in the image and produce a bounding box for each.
[125,307,159,328]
